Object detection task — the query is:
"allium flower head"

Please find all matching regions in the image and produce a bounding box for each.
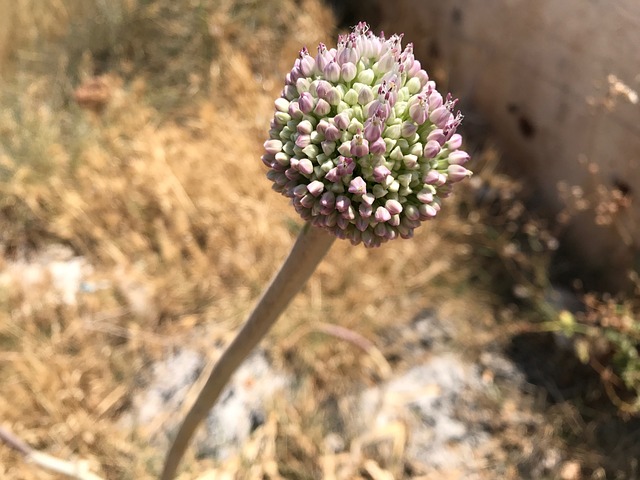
[263,22,472,247]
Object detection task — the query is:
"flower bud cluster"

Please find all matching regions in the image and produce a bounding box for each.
[263,22,472,247]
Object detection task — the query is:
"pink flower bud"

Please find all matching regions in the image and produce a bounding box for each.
[404,204,420,220]
[320,191,336,208]
[408,59,422,77]
[261,154,275,168]
[340,156,356,175]
[264,139,283,155]
[313,80,328,98]
[295,134,311,148]
[298,92,314,113]
[401,121,417,138]
[408,94,428,124]
[429,105,453,128]
[374,222,388,237]
[417,189,434,204]
[299,51,316,77]
[318,139,333,155]
[350,134,369,157]
[295,77,310,94]
[419,204,438,218]
[343,205,356,220]
[296,120,313,135]
[374,206,391,222]
[324,124,341,142]
[370,137,386,154]
[447,150,470,165]
[447,164,472,182]
[400,43,415,70]
[358,86,374,105]
[333,112,350,130]
[325,88,341,106]
[307,180,325,196]
[427,129,446,145]
[403,154,418,169]
[423,140,441,158]
[324,60,341,83]
[446,133,463,150]
[292,184,307,197]
[362,34,382,58]
[341,62,357,83]
[287,67,301,85]
[348,176,367,195]
[415,69,429,87]
[363,116,383,142]
[337,141,352,156]
[359,203,373,219]
[338,45,358,66]
[335,195,351,212]
[385,199,403,215]
[285,168,300,180]
[283,85,297,100]
[355,215,369,231]
[285,72,294,86]
[325,167,340,182]
[316,119,329,134]
[313,98,331,116]
[401,217,420,229]
[373,165,391,182]
[297,158,314,175]
[288,101,302,119]
[423,170,445,185]
[362,192,375,205]
[376,50,396,72]
[428,89,443,109]
[367,100,390,122]
[325,211,338,227]
[315,43,331,71]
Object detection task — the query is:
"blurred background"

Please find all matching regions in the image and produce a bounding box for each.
[0,0,639,479]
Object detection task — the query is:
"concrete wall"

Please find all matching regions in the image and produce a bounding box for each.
[360,0,640,288]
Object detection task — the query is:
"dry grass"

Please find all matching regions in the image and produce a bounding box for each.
[1,1,638,479]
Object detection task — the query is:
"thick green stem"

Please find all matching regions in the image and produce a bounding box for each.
[160,223,335,480]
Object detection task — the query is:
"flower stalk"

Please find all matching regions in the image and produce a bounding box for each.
[160,223,335,480]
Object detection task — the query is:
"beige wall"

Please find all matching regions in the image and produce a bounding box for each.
[366,0,640,288]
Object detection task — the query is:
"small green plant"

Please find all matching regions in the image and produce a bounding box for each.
[550,288,640,413]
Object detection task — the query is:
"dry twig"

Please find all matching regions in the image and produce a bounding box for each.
[0,425,104,480]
